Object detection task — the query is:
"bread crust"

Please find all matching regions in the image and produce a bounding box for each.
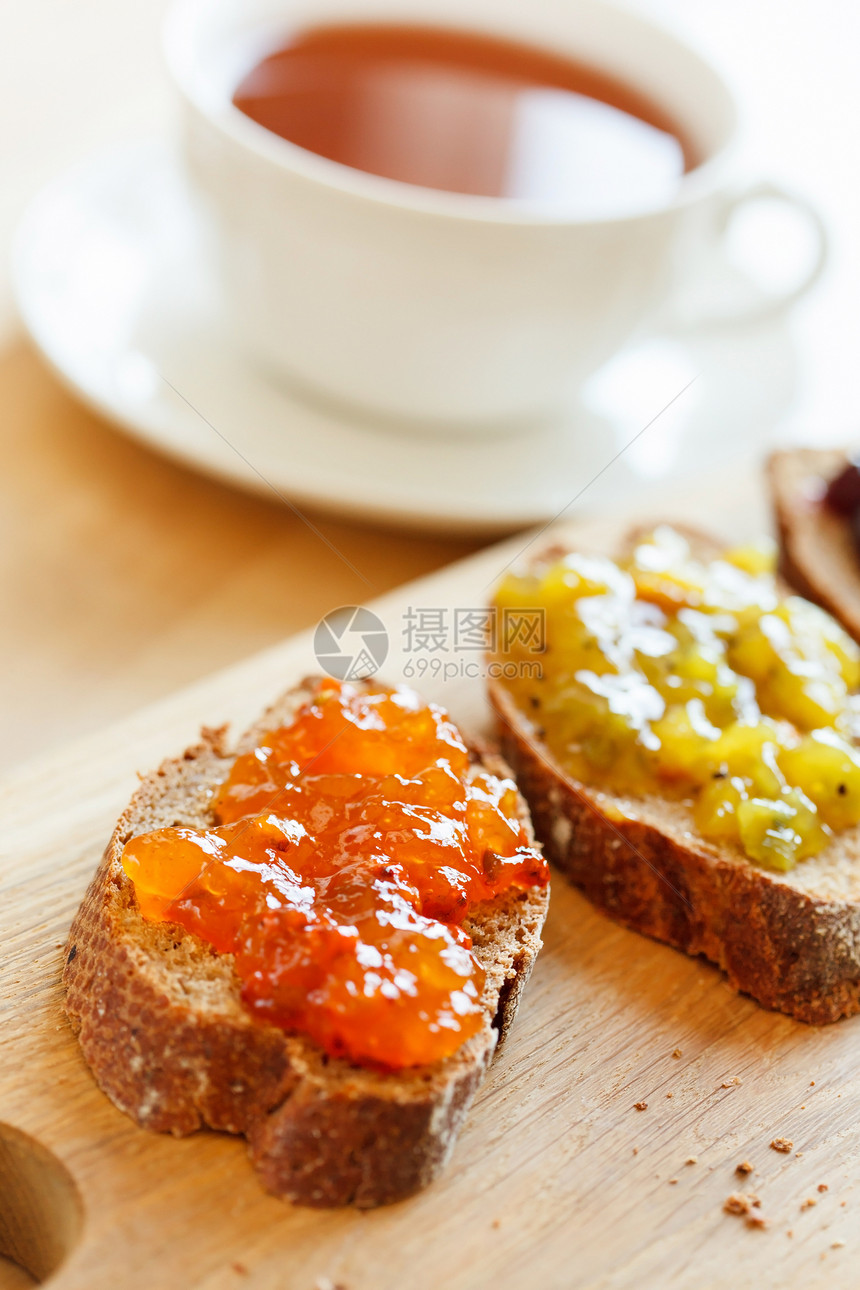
[64,684,548,1208]
[768,448,860,644]
[488,526,860,1026]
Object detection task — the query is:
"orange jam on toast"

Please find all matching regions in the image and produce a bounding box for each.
[493,527,860,871]
[121,679,547,1069]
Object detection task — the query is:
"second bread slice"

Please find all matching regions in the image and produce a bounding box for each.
[489,526,860,1025]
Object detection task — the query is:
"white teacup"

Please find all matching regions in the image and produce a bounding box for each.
[165,0,826,434]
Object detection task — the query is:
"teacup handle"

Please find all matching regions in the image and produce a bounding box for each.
[665,180,829,330]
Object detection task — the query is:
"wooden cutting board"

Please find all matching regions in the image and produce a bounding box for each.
[3,485,859,1290]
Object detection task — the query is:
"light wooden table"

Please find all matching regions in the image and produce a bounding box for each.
[0,339,480,776]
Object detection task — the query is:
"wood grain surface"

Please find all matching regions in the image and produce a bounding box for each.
[3,493,860,1290]
[0,341,479,775]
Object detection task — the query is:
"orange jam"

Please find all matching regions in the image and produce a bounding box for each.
[121,679,547,1069]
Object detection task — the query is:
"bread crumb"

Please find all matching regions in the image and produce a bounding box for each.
[669,1178,678,1185]
[685,1156,697,1165]
[800,1104,806,1110]
[787,1230,794,1238]
[770,1137,793,1153]
[666,1092,674,1098]
[672,1048,682,1058]
[796,1151,804,1158]
[724,1193,752,1216]
[632,1147,638,1155]
[818,1183,829,1193]
[736,1161,754,1175]
[634,1101,648,1111]
[746,1214,768,1230]
[801,1198,817,1211]
[832,1240,846,1249]
[810,1080,815,1086]
[721,1076,742,1088]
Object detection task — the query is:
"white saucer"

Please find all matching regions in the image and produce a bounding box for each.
[11,137,799,533]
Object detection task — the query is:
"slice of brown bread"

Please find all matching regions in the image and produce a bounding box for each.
[488,525,860,1026]
[768,447,860,644]
[63,678,548,1208]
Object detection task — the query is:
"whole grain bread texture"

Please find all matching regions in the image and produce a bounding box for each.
[63,678,548,1208]
[768,447,860,644]
[488,524,860,1026]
